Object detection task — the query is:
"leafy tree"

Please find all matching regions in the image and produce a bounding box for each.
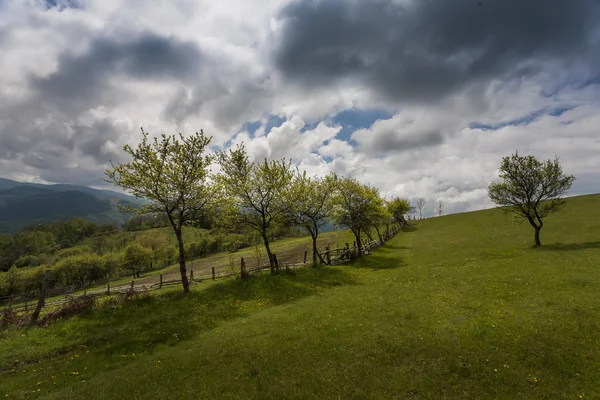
[386,197,412,227]
[331,177,383,257]
[101,253,122,279]
[123,243,153,278]
[285,171,336,265]
[371,200,392,243]
[136,230,174,268]
[218,144,294,273]
[488,152,575,246]
[104,128,222,292]
[54,253,104,287]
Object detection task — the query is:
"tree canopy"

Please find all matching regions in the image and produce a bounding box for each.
[285,171,336,264]
[104,128,222,291]
[488,152,575,246]
[218,144,294,273]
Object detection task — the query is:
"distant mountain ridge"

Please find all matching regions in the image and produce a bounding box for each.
[0,177,139,233]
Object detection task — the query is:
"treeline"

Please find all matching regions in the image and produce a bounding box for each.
[0,215,303,298]
[105,129,416,293]
[0,218,117,271]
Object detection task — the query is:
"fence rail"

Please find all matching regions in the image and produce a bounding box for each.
[1,227,401,316]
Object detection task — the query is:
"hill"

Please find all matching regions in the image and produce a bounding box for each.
[0,177,139,233]
[1,193,599,398]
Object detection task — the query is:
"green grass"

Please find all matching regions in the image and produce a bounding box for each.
[1,194,599,399]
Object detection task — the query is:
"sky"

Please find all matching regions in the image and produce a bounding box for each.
[1,0,599,217]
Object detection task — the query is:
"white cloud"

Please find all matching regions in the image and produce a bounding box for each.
[0,0,599,216]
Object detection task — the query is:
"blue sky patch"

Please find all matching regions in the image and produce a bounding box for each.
[44,0,83,10]
[328,108,395,142]
[470,106,576,131]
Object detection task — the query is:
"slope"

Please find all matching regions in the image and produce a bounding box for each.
[0,178,138,233]
[0,194,599,399]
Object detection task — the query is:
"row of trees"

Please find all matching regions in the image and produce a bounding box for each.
[105,130,414,292]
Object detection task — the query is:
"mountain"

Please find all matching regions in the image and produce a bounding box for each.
[0,177,140,233]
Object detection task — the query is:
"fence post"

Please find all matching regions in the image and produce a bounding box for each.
[326,247,331,265]
[31,269,48,322]
[159,274,163,289]
[212,267,215,280]
[273,254,279,273]
[190,266,194,282]
[131,280,134,291]
[303,250,307,264]
[241,257,249,280]
[107,283,110,295]
[84,287,87,296]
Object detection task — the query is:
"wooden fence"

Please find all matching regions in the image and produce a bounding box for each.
[1,226,400,315]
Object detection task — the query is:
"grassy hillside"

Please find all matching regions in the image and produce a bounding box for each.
[1,194,599,399]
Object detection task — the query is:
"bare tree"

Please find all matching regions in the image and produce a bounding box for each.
[416,198,427,219]
[437,200,445,216]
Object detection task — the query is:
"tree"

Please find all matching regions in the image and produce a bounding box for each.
[416,198,427,219]
[437,200,445,217]
[136,230,174,268]
[104,128,222,292]
[370,199,391,243]
[54,253,104,287]
[123,243,153,278]
[488,152,575,246]
[386,197,412,228]
[218,144,294,273]
[331,177,383,257]
[285,172,336,265]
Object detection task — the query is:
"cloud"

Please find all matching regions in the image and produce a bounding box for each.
[273,0,600,104]
[351,110,449,155]
[32,33,204,114]
[0,0,599,216]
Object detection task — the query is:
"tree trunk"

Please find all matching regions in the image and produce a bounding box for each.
[353,229,362,257]
[262,233,275,274]
[311,234,318,265]
[31,270,48,323]
[527,216,543,247]
[373,225,383,243]
[176,230,189,292]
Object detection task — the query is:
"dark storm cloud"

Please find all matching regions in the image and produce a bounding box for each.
[357,128,444,155]
[273,0,600,103]
[32,32,203,112]
[0,31,205,187]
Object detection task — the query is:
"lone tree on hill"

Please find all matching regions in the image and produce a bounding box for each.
[104,128,223,292]
[488,152,575,246]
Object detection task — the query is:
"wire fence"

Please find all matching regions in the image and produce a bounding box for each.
[1,226,400,316]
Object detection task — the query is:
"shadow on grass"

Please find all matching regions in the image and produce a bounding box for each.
[402,224,419,232]
[351,245,407,271]
[6,267,360,365]
[539,241,600,252]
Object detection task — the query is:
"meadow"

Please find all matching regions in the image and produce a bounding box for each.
[1,194,599,399]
